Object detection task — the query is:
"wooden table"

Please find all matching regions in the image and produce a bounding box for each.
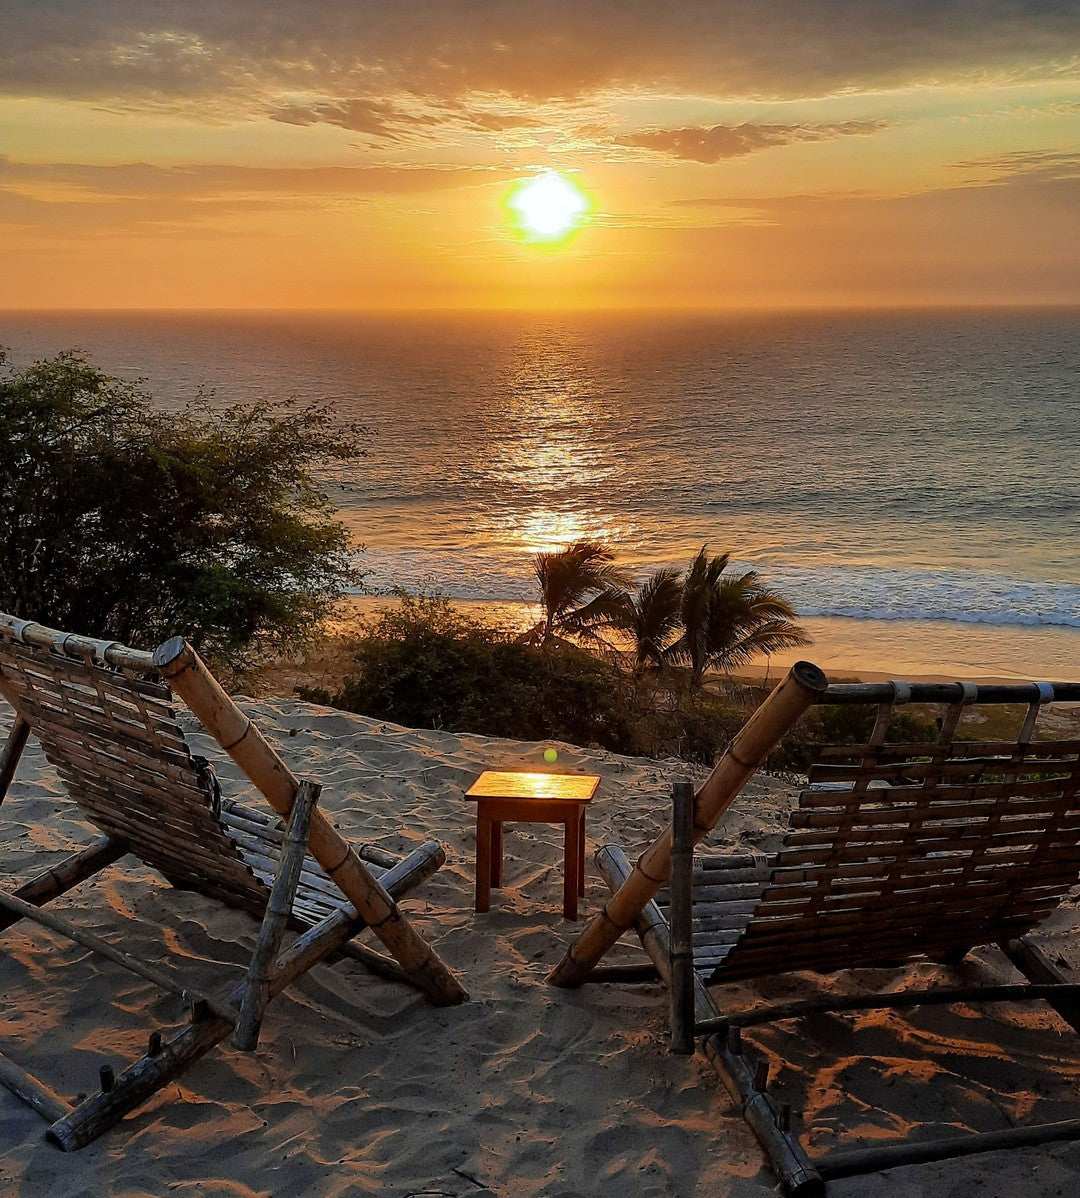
[465,771,600,920]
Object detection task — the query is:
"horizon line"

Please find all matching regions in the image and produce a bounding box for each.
[3,301,1080,317]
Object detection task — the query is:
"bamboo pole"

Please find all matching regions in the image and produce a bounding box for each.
[549,661,828,987]
[151,637,467,1007]
[697,982,1080,1037]
[335,941,411,986]
[0,1050,73,1124]
[0,887,237,1024]
[817,1118,1080,1181]
[0,836,127,934]
[822,679,1080,705]
[0,614,156,675]
[0,714,30,804]
[704,1033,825,1198]
[233,781,319,1050]
[595,845,716,1026]
[669,780,695,1055]
[45,841,445,1151]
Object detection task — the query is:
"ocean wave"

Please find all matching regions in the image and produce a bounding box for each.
[353,549,1080,631]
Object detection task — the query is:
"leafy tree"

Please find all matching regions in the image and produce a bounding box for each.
[0,348,363,670]
[671,547,811,688]
[528,539,630,649]
[605,565,684,675]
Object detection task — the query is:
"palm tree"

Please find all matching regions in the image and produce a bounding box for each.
[605,565,684,675]
[671,546,811,688]
[529,539,630,649]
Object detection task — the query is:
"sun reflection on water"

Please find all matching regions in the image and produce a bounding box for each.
[510,509,626,557]
[480,327,626,559]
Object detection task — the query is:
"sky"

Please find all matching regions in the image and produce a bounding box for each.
[1,2,1078,310]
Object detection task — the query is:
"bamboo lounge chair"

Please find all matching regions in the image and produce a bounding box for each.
[549,662,1080,1195]
[0,613,468,1150]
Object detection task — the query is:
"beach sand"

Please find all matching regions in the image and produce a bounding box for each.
[3,697,1080,1196]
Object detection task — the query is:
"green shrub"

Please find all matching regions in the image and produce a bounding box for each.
[313,594,781,761]
[321,595,640,751]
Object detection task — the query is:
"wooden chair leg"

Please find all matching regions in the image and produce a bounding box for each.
[669,781,696,1055]
[0,714,31,805]
[475,813,492,912]
[233,781,320,1050]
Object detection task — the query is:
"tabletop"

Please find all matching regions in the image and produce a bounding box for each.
[465,770,600,803]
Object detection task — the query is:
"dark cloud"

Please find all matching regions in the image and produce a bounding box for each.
[616,120,888,163]
[0,2,1076,117]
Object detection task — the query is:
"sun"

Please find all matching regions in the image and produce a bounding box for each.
[507,171,589,243]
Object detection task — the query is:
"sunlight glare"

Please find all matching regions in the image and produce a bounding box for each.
[507,172,589,242]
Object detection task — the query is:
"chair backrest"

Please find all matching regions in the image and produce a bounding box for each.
[0,617,274,917]
[716,684,1080,981]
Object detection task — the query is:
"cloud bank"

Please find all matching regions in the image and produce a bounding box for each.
[1,2,1076,118]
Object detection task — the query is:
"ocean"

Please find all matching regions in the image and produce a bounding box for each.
[2,308,1078,681]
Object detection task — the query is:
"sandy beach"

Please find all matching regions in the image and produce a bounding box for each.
[3,694,1080,1197]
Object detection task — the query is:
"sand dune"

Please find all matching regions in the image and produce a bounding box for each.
[3,698,1080,1196]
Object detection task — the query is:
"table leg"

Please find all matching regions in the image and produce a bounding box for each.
[563,817,578,921]
[475,810,492,913]
[491,820,504,888]
[577,806,586,897]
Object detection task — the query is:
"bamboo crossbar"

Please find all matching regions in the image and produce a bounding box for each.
[816,1119,1080,1180]
[0,1050,73,1124]
[696,983,1080,1036]
[0,614,156,675]
[0,886,237,1023]
[0,835,127,934]
[818,680,1080,705]
[703,1035,824,1198]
